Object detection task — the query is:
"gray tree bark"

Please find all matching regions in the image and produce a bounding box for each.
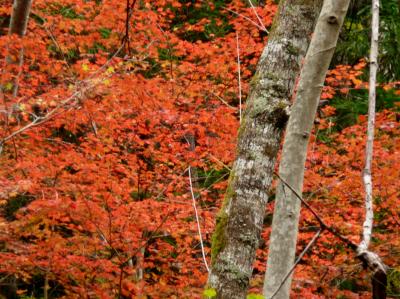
[7,0,32,97]
[263,1,351,298]
[208,1,322,298]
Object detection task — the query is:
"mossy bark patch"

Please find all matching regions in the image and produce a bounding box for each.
[208,1,323,298]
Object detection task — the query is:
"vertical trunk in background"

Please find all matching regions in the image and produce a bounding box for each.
[9,0,32,36]
[263,1,351,298]
[208,1,322,298]
[7,0,32,97]
[358,1,388,298]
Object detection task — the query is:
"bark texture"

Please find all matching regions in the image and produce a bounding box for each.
[263,1,351,298]
[7,0,32,97]
[208,1,322,298]
[358,1,388,298]
[9,0,32,36]
[359,0,379,255]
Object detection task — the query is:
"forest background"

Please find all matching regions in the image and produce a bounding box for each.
[0,0,399,298]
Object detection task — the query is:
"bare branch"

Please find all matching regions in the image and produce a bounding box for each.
[274,172,388,297]
[247,0,269,33]
[274,172,357,250]
[0,42,125,149]
[188,166,210,273]
[222,7,268,32]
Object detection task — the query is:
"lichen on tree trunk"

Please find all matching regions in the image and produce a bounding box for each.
[208,1,322,298]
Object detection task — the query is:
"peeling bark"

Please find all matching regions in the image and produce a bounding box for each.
[264,1,351,298]
[208,1,322,298]
[359,0,379,255]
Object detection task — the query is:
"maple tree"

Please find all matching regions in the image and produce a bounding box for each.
[0,0,398,298]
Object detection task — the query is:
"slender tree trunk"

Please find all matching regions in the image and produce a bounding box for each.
[44,272,49,299]
[7,0,32,97]
[263,1,351,298]
[208,1,322,298]
[358,1,387,298]
[9,0,32,36]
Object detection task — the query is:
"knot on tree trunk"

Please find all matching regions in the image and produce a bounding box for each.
[357,249,387,274]
[357,249,388,299]
[327,15,338,24]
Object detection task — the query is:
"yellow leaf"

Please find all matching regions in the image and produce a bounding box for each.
[351,78,362,85]
[106,66,114,74]
[9,191,18,197]
[4,82,13,91]
[82,64,89,72]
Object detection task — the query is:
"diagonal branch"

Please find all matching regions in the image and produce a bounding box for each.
[222,7,268,32]
[188,165,210,273]
[274,171,388,298]
[247,0,269,33]
[0,42,126,153]
[274,172,357,250]
[270,228,323,299]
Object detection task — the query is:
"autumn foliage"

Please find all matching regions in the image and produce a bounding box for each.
[0,0,399,298]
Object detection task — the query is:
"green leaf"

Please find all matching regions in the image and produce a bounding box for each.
[246,294,265,299]
[99,28,112,39]
[203,288,217,298]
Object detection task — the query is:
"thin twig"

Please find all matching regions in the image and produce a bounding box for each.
[11,48,25,98]
[208,90,237,110]
[122,0,138,54]
[223,7,268,32]
[188,166,210,273]
[154,168,187,201]
[274,172,357,250]
[42,24,70,68]
[247,0,269,33]
[270,229,323,299]
[208,153,232,171]
[119,211,173,267]
[0,42,125,147]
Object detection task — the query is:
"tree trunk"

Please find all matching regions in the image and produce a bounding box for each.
[208,1,322,298]
[263,1,351,298]
[7,0,32,97]
[358,1,388,298]
[9,0,32,36]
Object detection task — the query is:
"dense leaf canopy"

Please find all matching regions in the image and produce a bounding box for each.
[0,0,399,298]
